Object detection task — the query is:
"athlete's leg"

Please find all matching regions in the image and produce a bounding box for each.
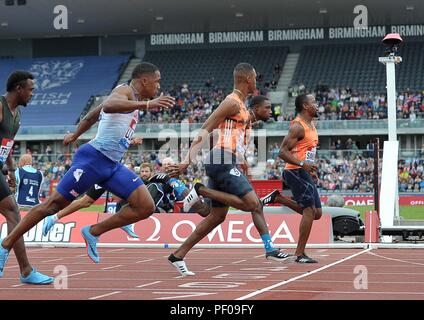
[195,184,257,212]
[0,195,32,276]
[88,164,154,237]
[190,199,210,217]
[1,191,71,250]
[295,206,316,256]
[2,145,108,249]
[296,174,322,256]
[89,184,154,236]
[173,206,229,259]
[315,208,322,220]
[57,195,95,220]
[283,169,319,262]
[275,193,303,214]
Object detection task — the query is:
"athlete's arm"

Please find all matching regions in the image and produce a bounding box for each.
[63,102,104,145]
[130,136,143,146]
[279,123,317,174]
[102,86,174,113]
[167,98,239,176]
[5,154,17,189]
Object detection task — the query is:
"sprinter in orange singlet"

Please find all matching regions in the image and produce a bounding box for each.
[166,63,291,276]
[264,93,322,263]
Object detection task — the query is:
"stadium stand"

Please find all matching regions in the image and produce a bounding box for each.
[142,46,288,93]
[0,55,130,125]
[291,42,424,93]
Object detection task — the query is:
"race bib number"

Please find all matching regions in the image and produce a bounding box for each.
[119,114,138,149]
[0,138,14,162]
[305,147,317,163]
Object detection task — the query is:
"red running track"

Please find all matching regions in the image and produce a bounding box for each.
[1,247,424,300]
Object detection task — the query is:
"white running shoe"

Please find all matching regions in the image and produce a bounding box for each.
[183,187,200,212]
[168,255,195,276]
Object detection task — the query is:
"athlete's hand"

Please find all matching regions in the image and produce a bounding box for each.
[63,132,77,146]
[130,136,143,146]
[310,170,319,183]
[302,162,317,175]
[7,170,16,190]
[147,93,175,109]
[166,163,189,178]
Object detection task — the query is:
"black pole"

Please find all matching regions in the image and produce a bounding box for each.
[103,190,110,213]
[373,138,380,214]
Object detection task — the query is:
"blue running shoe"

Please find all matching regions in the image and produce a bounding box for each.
[81,226,100,263]
[121,224,139,239]
[42,215,57,236]
[20,268,54,285]
[0,239,10,278]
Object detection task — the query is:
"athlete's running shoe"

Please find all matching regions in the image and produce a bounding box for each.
[295,254,318,263]
[260,189,280,206]
[0,239,10,278]
[81,226,100,263]
[20,268,54,285]
[121,224,139,239]
[183,183,203,212]
[42,215,57,236]
[168,253,195,276]
[265,249,293,262]
[148,173,170,184]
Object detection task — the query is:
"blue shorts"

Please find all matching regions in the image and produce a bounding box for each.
[205,150,253,207]
[56,143,143,201]
[282,168,321,209]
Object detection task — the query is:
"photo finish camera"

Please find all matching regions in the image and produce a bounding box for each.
[382,33,403,56]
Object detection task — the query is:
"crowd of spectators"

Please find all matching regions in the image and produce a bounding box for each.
[264,142,424,193]
[285,82,424,121]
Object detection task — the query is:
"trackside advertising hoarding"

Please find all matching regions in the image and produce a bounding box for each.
[0,213,332,245]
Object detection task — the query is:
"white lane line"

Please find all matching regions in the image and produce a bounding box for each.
[89,291,122,300]
[27,248,50,252]
[236,248,372,300]
[136,281,162,288]
[368,251,424,267]
[135,259,154,264]
[204,266,223,271]
[232,260,246,264]
[106,248,125,253]
[42,258,63,263]
[101,265,123,270]
[67,272,87,278]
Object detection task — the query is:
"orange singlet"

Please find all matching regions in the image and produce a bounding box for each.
[285,116,318,170]
[214,92,251,159]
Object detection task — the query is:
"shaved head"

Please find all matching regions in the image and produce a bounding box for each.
[233,63,255,80]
